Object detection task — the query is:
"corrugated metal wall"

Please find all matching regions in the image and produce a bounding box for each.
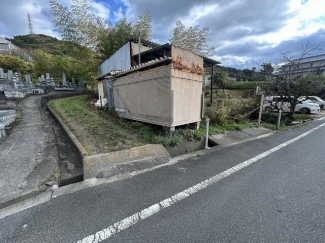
[98,43,131,77]
[98,42,155,77]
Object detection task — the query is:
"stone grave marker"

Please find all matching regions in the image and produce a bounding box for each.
[0,68,4,82]
[7,70,13,82]
[62,73,67,87]
[79,78,84,88]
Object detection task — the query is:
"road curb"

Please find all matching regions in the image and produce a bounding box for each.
[47,105,88,159]
[0,191,52,220]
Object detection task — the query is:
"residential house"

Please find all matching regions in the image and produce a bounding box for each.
[0,37,32,60]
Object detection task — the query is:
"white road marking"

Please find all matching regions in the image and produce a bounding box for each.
[75,122,325,243]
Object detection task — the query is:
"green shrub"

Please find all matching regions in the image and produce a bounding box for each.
[205,103,228,125]
[261,113,278,124]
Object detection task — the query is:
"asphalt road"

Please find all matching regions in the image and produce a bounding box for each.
[1,118,325,242]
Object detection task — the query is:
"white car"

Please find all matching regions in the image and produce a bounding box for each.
[298,96,325,109]
[294,101,320,114]
[264,96,320,114]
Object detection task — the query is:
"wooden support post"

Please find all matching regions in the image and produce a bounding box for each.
[258,93,265,126]
[210,65,214,104]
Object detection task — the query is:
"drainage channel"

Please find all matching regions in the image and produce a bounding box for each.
[47,108,83,187]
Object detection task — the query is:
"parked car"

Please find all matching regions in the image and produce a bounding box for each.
[264,96,320,114]
[298,96,325,109]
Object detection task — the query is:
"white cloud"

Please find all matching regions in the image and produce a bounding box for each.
[0,0,71,38]
[246,0,325,47]
[113,7,124,22]
[91,1,110,21]
[181,3,218,27]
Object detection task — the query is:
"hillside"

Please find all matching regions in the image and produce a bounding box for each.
[8,34,89,58]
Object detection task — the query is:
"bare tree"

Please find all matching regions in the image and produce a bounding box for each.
[272,42,325,114]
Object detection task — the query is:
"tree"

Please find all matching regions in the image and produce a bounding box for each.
[260,62,274,81]
[33,50,54,77]
[97,11,153,61]
[0,54,34,75]
[132,10,152,40]
[97,19,133,61]
[213,67,228,89]
[272,42,325,114]
[169,20,215,56]
[50,0,107,50]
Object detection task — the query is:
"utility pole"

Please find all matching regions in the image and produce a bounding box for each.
[138,30,141,64]
[27,13,34,36]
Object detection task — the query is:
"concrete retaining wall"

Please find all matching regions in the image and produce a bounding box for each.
[46,101,88,169]
[165,139,205,157]
[0,123,5,139]
[84,144,171,179]
[0,110,16,126]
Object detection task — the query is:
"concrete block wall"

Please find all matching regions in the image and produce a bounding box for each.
[0,123,5,139]
[0,110,16,126]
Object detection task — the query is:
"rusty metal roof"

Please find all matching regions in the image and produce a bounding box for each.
[126,37,160,48]
[133,44,220,66]
[202,56,221,66]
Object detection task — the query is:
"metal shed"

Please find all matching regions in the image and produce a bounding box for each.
[105,45,219,130]
[97,39,160,102]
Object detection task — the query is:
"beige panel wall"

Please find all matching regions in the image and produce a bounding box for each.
[171,46,204,74]
[170,46,203,126]
[113,65,172,126]
[171,69,203,126]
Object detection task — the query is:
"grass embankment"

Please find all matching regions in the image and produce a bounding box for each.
[48,96,257,154]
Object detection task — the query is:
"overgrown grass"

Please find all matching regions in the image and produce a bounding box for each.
[224,81,272,89]
[48,96,259,154]
[15,111,22,120]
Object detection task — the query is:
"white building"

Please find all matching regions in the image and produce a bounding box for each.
[280,54,325,76]
[0,37,17,55]
[0,37,32,60]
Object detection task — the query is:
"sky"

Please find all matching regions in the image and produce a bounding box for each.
[0,0,324,69]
